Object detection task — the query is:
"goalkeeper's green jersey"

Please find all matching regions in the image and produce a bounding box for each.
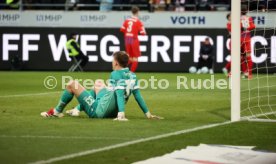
[109,68,149,114]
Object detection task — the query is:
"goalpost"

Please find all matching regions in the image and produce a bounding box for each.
[231,0,241,122]
[231,0,276,122]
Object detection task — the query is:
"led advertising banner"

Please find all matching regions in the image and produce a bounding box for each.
[1,28,275,72]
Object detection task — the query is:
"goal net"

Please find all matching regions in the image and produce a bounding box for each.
[237,0,276,121]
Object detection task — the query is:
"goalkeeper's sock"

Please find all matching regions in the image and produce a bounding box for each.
[130,61,138,72]
[55,90,74,113]
[246,56,253,76]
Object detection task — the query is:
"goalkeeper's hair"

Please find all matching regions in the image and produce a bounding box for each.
[113,51,129,68]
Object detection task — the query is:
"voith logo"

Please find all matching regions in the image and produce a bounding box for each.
[171,16,206,25]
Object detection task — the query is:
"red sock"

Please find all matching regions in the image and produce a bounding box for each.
[130,61,138,72]
[246,56,253,76]
[241,57,247,74]
[225,61,231,71]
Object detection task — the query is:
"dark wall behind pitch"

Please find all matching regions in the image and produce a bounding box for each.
[0,27,275,73]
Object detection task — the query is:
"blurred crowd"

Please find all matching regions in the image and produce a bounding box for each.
[1,0,275,12]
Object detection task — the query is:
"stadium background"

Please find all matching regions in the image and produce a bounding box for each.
[1,1,276,72]
[1,1,276,164]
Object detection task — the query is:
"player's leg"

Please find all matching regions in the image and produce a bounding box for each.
[130,57,138,72]
[240,55,247,78]
[41,80,87,117]
[130,40,141,72]
[72,84,115,118]
[129,57,133,66]
[240,42,246,73]
[94,89,117,118]
[94,79,106,95]
[223,40,232,76]
[67,80,101,117]
[225,61,231,71]
[223,61,231,76]
[241,39,253,79]
[66,80,106,116]
[246,53,253,79]
[245,40,253,79]
[125,41,133,67]
[206,57,214,74]
[66,89,95,116]
[196,57,204,74]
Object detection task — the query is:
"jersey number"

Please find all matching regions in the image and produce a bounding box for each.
[241,18,249,28]
[84,96,94,106]
[127,21,133,32]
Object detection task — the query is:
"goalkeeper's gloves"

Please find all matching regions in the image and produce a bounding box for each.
[114,112,128,121]
[145,112,164,120]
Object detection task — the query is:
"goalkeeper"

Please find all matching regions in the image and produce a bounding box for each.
[41,51,162,120]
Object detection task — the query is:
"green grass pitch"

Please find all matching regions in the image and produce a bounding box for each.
[0,72,275,164]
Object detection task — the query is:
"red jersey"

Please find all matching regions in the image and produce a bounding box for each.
[120,16,146,39]
[227,22,231,33]
[226,16,256,39]
[241,15,256,39]
[227,15,255,54]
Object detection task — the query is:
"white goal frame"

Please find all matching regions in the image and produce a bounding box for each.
[231,1,276,122]
[231,0,241,122]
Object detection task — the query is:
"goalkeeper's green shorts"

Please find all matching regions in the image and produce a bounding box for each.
[77,88,117,118]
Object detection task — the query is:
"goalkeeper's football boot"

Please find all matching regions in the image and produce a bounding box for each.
[40,108,64,118]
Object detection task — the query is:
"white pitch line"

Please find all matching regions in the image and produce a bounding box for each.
[0,91,60,98]
[30,121,232,164]
[0,135,132,140]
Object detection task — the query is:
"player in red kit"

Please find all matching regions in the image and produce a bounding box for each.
[241,9,256,79]
[223,13,247,77]
[223,11,255,79]
[120,6,146,72]
[223,13,233,76]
